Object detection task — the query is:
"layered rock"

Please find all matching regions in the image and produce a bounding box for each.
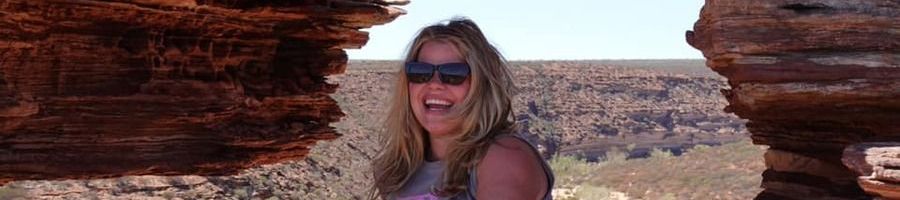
[843,143,900,199]
[687,0,900,199]
[0,0,406,185]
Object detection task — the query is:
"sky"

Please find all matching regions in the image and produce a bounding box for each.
[346,0,707,60]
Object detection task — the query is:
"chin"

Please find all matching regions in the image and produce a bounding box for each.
[423,123,459,138]
[423,125,447,136]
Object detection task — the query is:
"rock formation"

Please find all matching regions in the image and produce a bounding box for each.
[0,0,406,185]
[843,143,900,199]
[687,0,899,199]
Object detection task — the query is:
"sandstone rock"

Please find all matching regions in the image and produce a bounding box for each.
[687,0,900,199]
[0,0,405,185]
[843,143,900,199]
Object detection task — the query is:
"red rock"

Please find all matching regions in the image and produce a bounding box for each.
[0,0,405,185]
[688,0,900,199]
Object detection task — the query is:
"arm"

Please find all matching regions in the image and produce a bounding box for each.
[475,137,549,200]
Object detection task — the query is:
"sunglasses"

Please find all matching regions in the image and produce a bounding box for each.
[405,62,471,85]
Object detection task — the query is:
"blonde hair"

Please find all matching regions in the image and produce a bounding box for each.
[370,17,519,199]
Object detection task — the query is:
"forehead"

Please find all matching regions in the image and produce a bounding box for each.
[417,40,464,65]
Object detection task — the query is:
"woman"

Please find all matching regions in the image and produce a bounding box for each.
[370,18,554,200]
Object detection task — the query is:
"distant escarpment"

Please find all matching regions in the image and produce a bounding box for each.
[688,0,900,199]
[0,0,406,185]
[507,60,747,160]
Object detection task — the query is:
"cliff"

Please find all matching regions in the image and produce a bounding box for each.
[687,0,900,199]
[0,0,406,185]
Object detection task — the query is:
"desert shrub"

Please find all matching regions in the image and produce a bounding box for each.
[604,147,628,164]
[551,155,630,200]
[232,186,250,199]
[550,155,597,187]
[572,184,621,200]
[649,148,673,159]
[691,144,710,150]
[161,190,176,199]
[0,186,27,200]
[659,193,678,200]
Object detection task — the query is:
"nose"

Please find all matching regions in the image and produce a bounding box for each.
[425,72,445,88]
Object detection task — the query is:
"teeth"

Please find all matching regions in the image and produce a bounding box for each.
[425,99,452,106]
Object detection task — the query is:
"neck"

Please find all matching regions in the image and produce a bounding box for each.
[427,136,453,161]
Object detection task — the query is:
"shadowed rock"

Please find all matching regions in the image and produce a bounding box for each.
[687,0,899,199]
[0,0,406,185]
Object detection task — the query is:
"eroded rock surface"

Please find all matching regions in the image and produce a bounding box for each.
[688,0,900,199]
[843,143,900,199]
[0,0,405,185]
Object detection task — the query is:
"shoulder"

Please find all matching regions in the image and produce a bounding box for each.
[475,136,548,199]
[481,136,541,166]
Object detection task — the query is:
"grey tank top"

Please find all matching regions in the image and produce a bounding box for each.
[392,135,555,200]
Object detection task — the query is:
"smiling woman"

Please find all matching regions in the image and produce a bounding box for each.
[370,17,555,200]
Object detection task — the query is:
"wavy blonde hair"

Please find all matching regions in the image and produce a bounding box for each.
[369,17,519,199]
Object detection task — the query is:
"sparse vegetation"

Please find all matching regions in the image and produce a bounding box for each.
[550,139,765,200]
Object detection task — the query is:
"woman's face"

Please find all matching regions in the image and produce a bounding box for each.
[409,41,471,138]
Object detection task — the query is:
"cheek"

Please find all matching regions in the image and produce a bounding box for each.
[454,81,472,100]
[408,84,423,101]
[407,84,416,97]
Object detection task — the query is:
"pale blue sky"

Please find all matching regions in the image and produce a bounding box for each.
[347,0,706,60]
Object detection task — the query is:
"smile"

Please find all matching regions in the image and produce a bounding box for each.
[424,98,453,110]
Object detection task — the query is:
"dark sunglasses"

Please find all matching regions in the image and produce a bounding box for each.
[405,62,471,85]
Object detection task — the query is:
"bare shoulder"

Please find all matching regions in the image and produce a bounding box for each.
[481,136,542,166]
[476,136,548,199]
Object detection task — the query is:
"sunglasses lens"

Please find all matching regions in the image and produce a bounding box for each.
[406,62,433,83]
[438,63,470,85]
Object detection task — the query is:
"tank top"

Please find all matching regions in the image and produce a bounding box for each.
[392,135,555,200]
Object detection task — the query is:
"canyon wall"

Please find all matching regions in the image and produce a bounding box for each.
[687,0,900,199]
[0,0,406,185]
